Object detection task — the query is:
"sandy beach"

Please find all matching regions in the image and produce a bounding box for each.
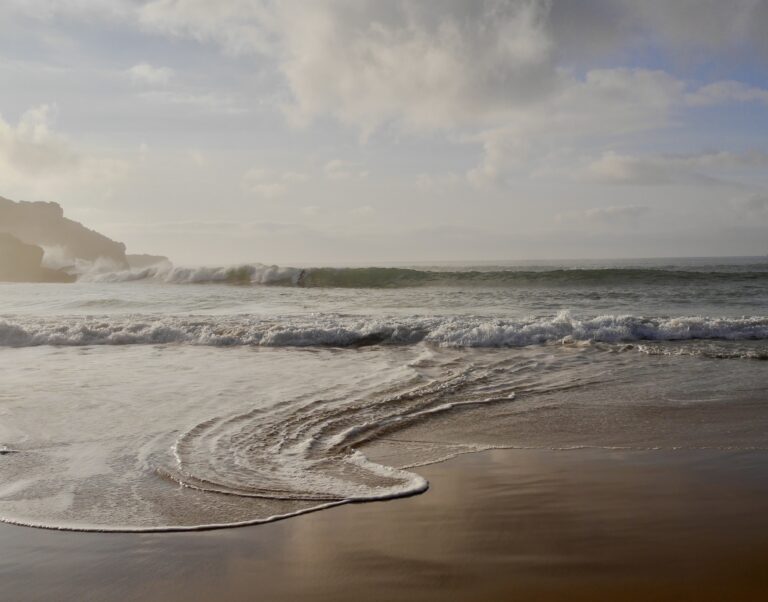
[3,2,768,600]
[4,446,768,602]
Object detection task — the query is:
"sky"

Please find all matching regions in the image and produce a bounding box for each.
[1,0,767,264]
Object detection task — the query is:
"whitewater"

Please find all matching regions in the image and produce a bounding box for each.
[1,257,767,531]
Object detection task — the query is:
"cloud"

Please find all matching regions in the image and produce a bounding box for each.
[187,149,205,166]
[91,0,768,203]
[732,193,768,218]
[136,90,247,115]
[416,172,464,192]
[581,151,768,186]
[242,167,307,199]
[276,0,557,134]
[687,81,768,107]
[127,62,174,86]
[14,1,768,62]
[619,0,768,58]
[3,0,768,263]
[0,0,131,21]
[131,2,555,132]
[0,104,127,200]
[350,205,374,217]
[99,218,311,236]
[323,159,368,181]
[11,2,768,138]
[127,3,768,129]
[467,68,686,187]
[543,1,768,64]
[0,104,76,174]
[556,205,650,225]
[137,0,275,55]
[466,69,768,188]
[301,205,321,217]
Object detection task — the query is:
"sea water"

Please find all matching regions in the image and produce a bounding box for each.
[0,257,767,530]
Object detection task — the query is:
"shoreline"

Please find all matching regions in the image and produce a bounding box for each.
[4,446,768,601]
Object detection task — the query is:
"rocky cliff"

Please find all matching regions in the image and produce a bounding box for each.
[0,233,75,283]
[0,196,128,267]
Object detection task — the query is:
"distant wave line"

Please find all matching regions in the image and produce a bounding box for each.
[75,263,768,288]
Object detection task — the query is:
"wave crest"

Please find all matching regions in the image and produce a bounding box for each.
[74,263,768,288]
[2,312,767,348]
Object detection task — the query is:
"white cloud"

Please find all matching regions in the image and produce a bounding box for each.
[323,159,368,181]
[581,151,768,186]
[242,167,307,199]
[584,153,693,186]
[136,90,247,115]
[137,0,274,55]
[127,62,174,86]
[301,205,321,217]
[467,68,685,187]
[467,69,768,188]
[546,1,768,62]
[2,1,768,261]
[0,104,127,200]
[732,193,768,218]
[187,149,205,166]
[133,2,768,193]
[556,205,650,224]
[11,1,768,61]
[687,81,768,107]
[129,3,768,131]
[275,1,557,134]
[130,2,556,132]
[0,104,76,174]
[623,0,768,57]
[102,219,305,235]
[0,0,131,21]
[350,205,374,217]
[13,3,766,170]
[416,172,464,192]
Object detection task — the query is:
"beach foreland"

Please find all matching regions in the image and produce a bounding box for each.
[4,446,768,602]
[2,257,767,599]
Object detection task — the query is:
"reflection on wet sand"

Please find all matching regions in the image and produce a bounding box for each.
[4,447,768,601]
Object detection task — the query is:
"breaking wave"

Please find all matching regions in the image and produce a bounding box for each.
[2,312,767,348]
[76,263,768,288]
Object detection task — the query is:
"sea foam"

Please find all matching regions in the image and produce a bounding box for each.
[1,312,767,348]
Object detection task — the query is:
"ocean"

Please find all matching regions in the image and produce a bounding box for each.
[1,256,767,531]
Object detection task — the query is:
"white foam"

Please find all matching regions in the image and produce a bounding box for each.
[1,312,767,348]
[77,262,302,285]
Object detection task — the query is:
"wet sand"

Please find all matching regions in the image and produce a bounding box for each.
[3,447,768,602]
